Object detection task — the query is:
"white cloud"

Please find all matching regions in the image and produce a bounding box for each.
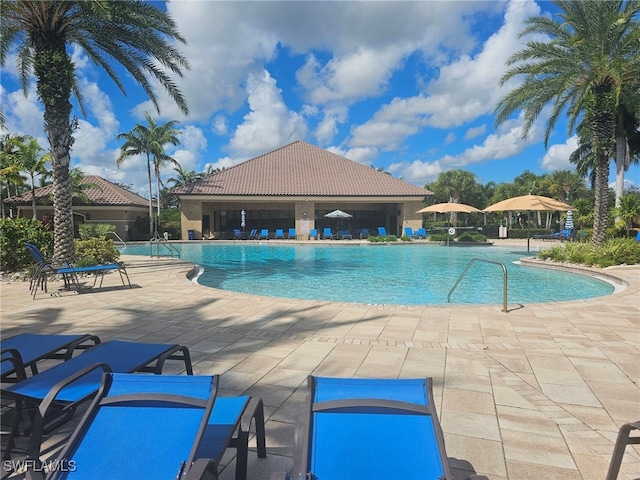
[226,70,308,159]
[465,125,486,140]
[541,136,579,171]
[347,0,539,151]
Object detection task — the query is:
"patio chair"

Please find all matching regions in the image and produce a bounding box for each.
[1,333,100,382]
[323,228,334,240]
[377,226,388,236]
[248,229,258,240]
[29,373,220,480]
[359,228,369,239]
[309,229,318,240]
[404,227,418,239]
[195,395,267,480]
[339,230,352,240]
[2,339,193,461]
[606,420,640,480]
[288,228,297,239]
[259,229,269,240]
[275,229,285,240]
[25,243,131,298]
[416,228,428,239]
[233,229,242,240]
[271,376,454,480]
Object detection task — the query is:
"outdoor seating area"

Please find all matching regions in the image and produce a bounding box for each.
[1,249,639,480]
[0,334,266,480]
[25,243,131,299]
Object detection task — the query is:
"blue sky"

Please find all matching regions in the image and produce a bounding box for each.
[2,0,638,197]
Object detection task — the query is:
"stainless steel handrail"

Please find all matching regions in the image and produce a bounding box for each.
[448,258,508,312]
[149,233,180,258]
[106,231,127,253]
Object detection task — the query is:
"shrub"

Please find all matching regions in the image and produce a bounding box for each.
[74,238,120,266]
[0,218,53,272]
[400,235,412,242]
[162,220,181,240]
[368,235,397,243]
[538,238,640,267]
[427,233,448,242]
[78,223,116,240]
[457,232,488,243]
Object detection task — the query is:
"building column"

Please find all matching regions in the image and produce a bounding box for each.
[295,201,315,239]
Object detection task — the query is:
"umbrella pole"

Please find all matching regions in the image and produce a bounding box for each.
[527,212,531,254]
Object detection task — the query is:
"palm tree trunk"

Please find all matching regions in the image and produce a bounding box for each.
[592,156,610,246]
[146,154,154,239]
[155,163,161,233]
[35,37,75,264]
[30,174,37,219]
[614,135,627,221]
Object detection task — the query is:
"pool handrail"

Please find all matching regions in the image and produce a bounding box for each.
[448,258,508,312]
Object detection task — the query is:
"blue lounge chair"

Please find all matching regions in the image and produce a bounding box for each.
[248,229,258,240]
[31,373,220,480]
[636,231,640,241]
[416,228,428,239]
[339,230,352,240]
[275,229,285,240]
[272,376,454,480]
[288,228,297,239]
[1,333,100,382]
[259,229,269,240]
[377,226,388,236]
[233,229,242,240]
[25,243,131,298]
[2,340,193,460]
[309,229,318,240]
[323,228,334,240]
[359,228,369,239]
[404,227,418,239]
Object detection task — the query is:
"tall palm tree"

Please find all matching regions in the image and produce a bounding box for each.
[168,164,198,188]
[1,1,189,263]
[495,0,640,246]
[0,133,28,218]
[117,112,181,238]
[15,136,51,218]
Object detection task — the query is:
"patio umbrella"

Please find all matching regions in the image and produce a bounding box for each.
[484,195,572,253]
[565,210,574,231]
[324,209,352,231]
[416,202,481,214]
[241,209,246,231]
[416,203,481,246]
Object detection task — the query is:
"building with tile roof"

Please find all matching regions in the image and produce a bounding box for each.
[4,175,152,241]
[171,141,433,239]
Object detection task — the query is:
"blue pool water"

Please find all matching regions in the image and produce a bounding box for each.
[122,243,614,305]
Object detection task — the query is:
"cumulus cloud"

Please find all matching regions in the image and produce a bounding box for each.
[541,136,579,172]
[220,70,308,163]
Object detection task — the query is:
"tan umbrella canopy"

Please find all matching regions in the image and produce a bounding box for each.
[484,195,573,252]
[483,194,572,212]
[416,202,482,214]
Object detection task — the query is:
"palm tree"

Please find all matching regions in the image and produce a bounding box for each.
[495,0,640,246]
[1,1,189,263]
[613,192,640,236]
[0,133,27,218]
[117,113,181,238]
[15,137,51,218]
[168,164,198,188]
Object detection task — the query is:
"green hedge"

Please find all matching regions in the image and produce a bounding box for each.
[0,218,54,272]
[538,238,640,267]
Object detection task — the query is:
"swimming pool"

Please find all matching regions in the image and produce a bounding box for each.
[122,243,614,305]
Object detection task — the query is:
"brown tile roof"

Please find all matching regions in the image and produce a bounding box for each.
[172,141,433,198]
[4,175,151,207]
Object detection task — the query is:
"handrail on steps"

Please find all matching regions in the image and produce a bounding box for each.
[149,232,180,258]
[448,258,508,312]
[106,231,127,252]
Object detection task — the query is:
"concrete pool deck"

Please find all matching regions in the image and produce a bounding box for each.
[1,239,638,479]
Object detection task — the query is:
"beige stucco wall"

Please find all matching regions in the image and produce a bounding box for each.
[16,206,147,242]
[180,199,204,240]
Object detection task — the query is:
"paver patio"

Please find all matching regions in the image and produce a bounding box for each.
[1,239,638,479]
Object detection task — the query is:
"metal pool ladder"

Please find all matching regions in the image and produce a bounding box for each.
[448,258,508,312]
